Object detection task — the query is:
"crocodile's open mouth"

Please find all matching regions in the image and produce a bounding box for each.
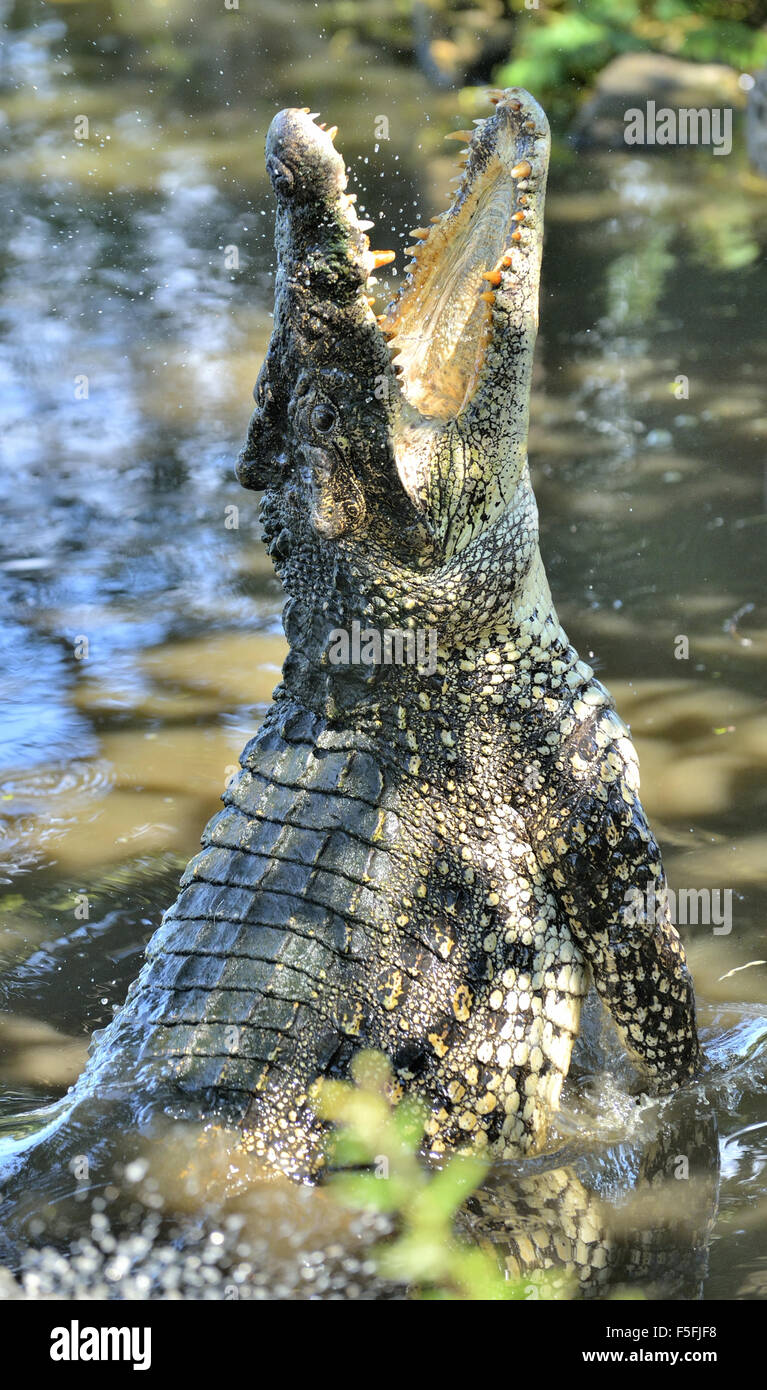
[379,95,548,423]
[266,89,549,426]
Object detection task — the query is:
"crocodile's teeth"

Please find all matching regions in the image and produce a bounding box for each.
[481,269,503,286]
[445,129,474,141]
[409,229,430,239]
[370,250,396,268]
[511,159,532,179]
[479,290,496,305]
[327,125,338,140]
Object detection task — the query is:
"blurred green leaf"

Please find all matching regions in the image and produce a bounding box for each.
[315,1049,569,1301]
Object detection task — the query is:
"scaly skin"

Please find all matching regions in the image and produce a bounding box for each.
[74,88,699,1181]
[3,91,700,1197]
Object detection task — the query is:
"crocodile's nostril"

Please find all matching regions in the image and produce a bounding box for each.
[266,153,294,194]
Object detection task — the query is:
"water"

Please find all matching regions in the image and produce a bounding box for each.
[1,0,766,1298]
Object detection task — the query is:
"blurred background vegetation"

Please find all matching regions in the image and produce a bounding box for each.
[5,1,767,153]
[315,1050,572,1299]
[497,0,767,118]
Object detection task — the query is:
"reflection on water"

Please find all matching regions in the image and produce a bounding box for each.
[0,0,766,1299]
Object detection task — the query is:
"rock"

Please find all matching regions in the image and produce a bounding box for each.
[572,51,744,152]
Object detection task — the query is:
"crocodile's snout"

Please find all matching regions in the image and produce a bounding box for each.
[265,107,346,207]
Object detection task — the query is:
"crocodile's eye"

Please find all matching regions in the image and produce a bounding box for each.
[311,402,337,433]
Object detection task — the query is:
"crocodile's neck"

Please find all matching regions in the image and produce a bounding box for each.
[270,476,563,721]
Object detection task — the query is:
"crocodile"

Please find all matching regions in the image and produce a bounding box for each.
[1,89,701,1256]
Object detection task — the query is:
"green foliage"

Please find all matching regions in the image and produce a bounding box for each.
[313,1049,568,1301]
[498,0,767,117]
